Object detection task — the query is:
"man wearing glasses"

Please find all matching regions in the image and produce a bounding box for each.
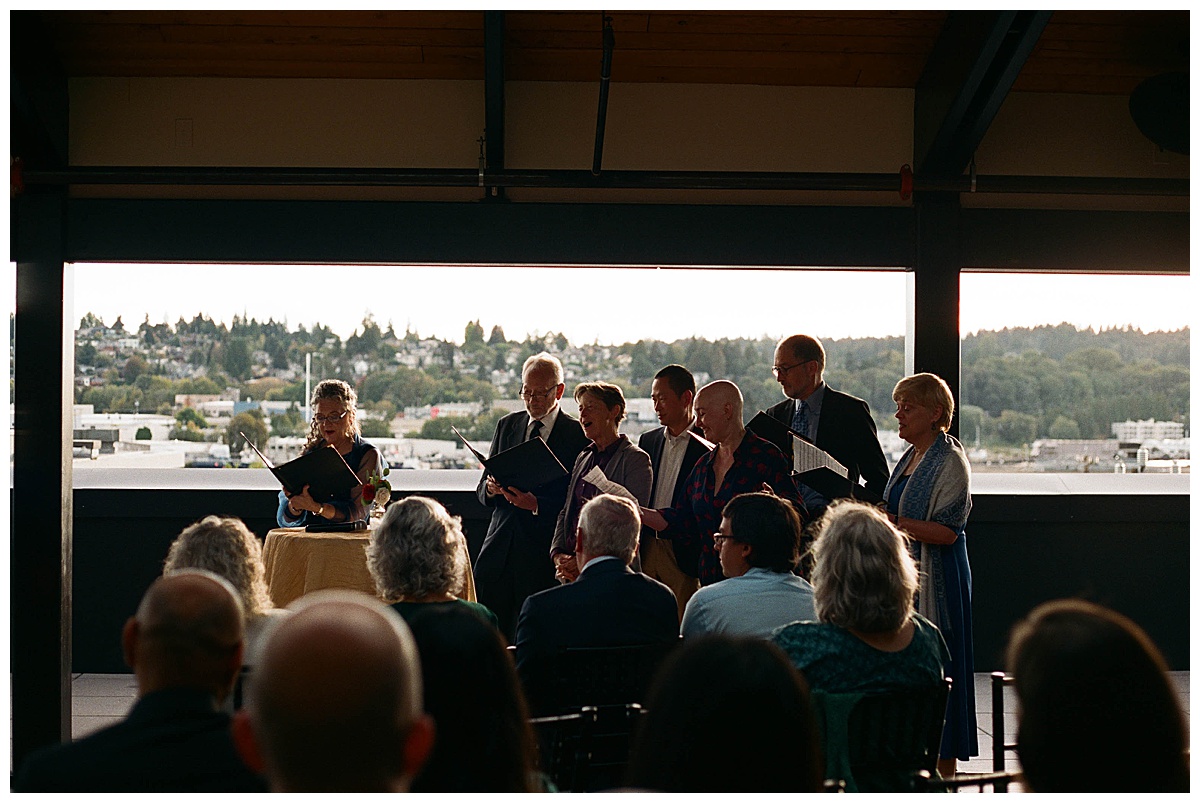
[765,334,890,519]
[474,352,589,641]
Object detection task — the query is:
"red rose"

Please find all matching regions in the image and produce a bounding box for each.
[362,483,376,502]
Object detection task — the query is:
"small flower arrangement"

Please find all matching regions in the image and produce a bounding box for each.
[362,466,392,508]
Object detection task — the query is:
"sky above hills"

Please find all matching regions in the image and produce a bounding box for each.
[14,263,1196,344]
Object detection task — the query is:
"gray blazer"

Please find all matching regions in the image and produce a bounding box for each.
[550,435,653,566]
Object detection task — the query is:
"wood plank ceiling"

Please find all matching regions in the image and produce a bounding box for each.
[41,9,1189,95]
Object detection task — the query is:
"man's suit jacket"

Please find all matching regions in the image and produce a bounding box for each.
[638,425,713,577]
[474,408,589,640]
[513,557,679,714]
[13,687,267,792]
[765,385,890,498]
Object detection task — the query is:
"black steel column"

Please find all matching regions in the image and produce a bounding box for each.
[909,191,962,438]
[11,190,74,770]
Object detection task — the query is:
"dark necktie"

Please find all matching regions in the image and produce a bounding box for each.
[528,420,544,442]
[791,400,810,440]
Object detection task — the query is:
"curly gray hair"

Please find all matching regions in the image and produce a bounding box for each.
[811,500,917,633]
[163,515,273,618]
[367,496,467,601]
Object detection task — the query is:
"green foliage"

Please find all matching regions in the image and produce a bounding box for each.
[227,409,268,454]
[464,319,486,348]
[270,402,308,438]
[993,410,1039,446]
[487,325,506,345]
[223,337,253,380]
[135,426,152,440]
[359,417,393,438]
[121,354,149,383]
[175,407,209,429]
[170,422,209,442]
[1048,415,1081,439]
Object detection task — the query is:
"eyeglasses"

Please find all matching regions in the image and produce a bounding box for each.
[520,386,558,401]
[712,534,737,547]
[771,359,813,377]
[313,410,349,424]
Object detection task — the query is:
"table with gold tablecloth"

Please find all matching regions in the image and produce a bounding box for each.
[262,526,476,608]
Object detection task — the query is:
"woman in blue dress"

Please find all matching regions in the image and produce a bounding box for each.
[276,379,385,527]
[884,372,976,777]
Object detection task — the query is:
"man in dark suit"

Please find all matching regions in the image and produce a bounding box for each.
[475,351,590,641]
[14,571,267,792]
[765,334,890,512]
[638,364,713,619]
[514,494,679,715]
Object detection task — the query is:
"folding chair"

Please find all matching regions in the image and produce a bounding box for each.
[991,671,1018,791]
[913,768,1021,792]
[813,678,951,792]
[530,703,647,792]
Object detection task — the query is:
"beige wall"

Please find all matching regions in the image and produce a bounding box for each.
[67,77,1186,209]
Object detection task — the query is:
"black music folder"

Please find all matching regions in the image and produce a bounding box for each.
[242,433,361,503]
[796,466,883,506]
[452,425,568,491]
[746,411,809,455]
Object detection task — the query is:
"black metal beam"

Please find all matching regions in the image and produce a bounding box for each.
[11,190,74,770]
[10,11,69,167]
[17,165,1189,197]
[915,11,1052,178]
[483,11,506,202]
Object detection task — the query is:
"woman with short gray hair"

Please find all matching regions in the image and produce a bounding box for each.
[367,496,498,630]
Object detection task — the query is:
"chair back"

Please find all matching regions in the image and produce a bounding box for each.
[549,640,678,713]
[991,671,1018,789]
[812,677,951,793]
[530,703,647,792]
[913,768,1021,792]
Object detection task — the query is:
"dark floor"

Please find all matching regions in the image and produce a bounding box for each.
[68,670,1190,790]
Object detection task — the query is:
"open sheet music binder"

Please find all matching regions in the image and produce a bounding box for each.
[452,425,569,491]
[241,432,361,503]
[795,466,883,506]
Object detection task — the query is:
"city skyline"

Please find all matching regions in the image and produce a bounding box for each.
[58,264,1193,345]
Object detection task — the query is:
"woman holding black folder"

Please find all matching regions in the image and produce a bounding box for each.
[276,379,385,528]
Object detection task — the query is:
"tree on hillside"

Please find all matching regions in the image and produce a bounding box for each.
[227,409,268,455]
[223,337,253,380]
[487,325,506,345]
[176,407,209,429]
[121,354,149,383]
[464,320,485,349]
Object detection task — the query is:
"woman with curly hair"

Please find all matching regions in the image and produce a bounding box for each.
[276,379,385,528]
[163,515,287,666]
[367,496,497,630]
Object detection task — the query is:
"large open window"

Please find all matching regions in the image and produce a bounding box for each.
[66,263,1188,481]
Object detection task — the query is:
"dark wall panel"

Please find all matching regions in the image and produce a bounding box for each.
[71,488,1189,674]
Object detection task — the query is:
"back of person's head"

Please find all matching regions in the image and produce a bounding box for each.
[722,492,801,573]
[1006,599,1187,792]
[625,636,822,792]
[367,495,466,600]
[163,515,272,618]
[125,570,245,702]
[811,500,916,633]
[405,606,537,792]
[235,590,433,792]
[577,493,641,565]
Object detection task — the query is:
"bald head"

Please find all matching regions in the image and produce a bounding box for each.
[694,380,744,445]
[124,570,244,701]
[244,591,431,792]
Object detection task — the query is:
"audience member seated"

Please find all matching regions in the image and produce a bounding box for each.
[15,571,266,792]
[1006,598,1189,793]
[163,514,287,668]
[405,606,543,792]
[624,635,822,792]
[773,500,947,692]
[514,494,678,715]
[367,495,498,630]
[680,491,815,638]
[232,590,435,792]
